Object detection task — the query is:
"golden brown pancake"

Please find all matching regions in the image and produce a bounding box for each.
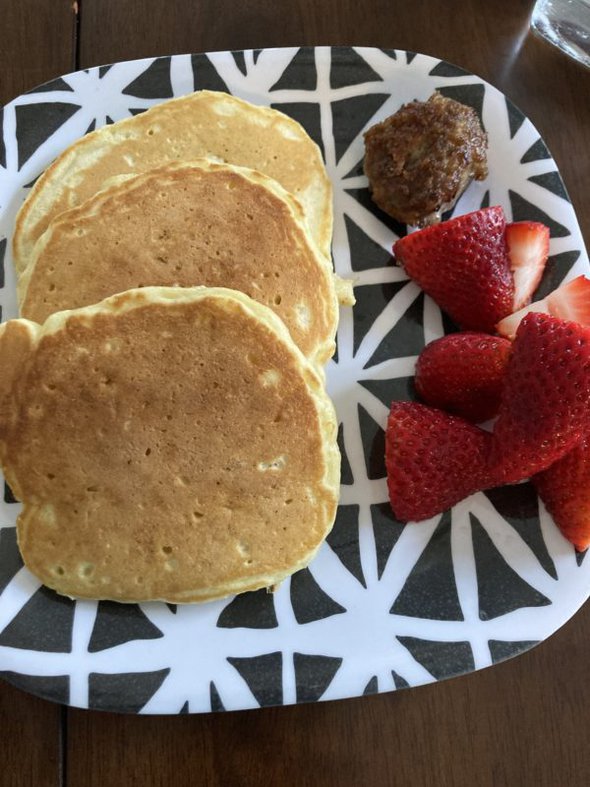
[13,90,333,272]
[0,287,340,603]
[18,160,341,367]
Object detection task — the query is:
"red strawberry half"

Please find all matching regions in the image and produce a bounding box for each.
[497,275,590,339]
[490,312,590,483]
[506,221,550,311]
[415,332,511,422]
[393,206,514,333]
[534,435,590,552]
[385,401,492,522]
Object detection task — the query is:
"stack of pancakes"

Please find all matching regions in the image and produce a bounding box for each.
[0,90,353,604]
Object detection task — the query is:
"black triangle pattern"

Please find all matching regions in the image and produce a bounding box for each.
[528,171,570,202]
[217,588,278,629]
[371,503,406,579]
[576,551,587,566]
[122,57,174,98]
[380,49,398,60]
[326,505,365,587]
[359,376,416,410]
[429,60,468,77]
[3,482,17,504]
[0,528,23,596]
[357,404,386,480]
[405,52,417,64]
[391,669,409,689]
[331,93,391,164]
[330,47,383,88]
[210,681,225,712]
[509,190,570,237]
[397,636,474,680]
[232,51,248,76]
[15,102,81,170]
[0,108,5,168]
[191,54,230,93]
[290,568,346,624]
[437,84,486,128]
[253,49,262,64]
[179,700,189,714]
[270,48,316,91]
[88,668,170,713]
[166,604,177,614]
[88,602,164,652]
[391,512,464,621]
[470,514,552,620]
[294,653,342,702]
[488,639,539,664]
[506,98,526,139]
[365,291,425,367]
[0,671,69,705]
[337,422,354,485]
[530,252,579,301]
[521,137,551,163]
[270,102,324,158]
[480,190,491,209]
[484,484,557,579]
[227,652,282,707]
[363,675,378,695]
[98,65,112,78]
[0,237,6,289]
[352,280,407,355]
[28,76,74,94]
[345,185,408,239]
[0,587,74,652]
[344,214,393,272]
[85,119,96,134]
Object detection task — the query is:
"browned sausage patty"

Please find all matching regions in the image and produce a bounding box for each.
[363,92,488,226]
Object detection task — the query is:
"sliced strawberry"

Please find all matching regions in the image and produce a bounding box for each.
[534,435,590,551]
[393,206,514,333]
[490,312,590,483]
[415,332,512,422]
[385,401,492,522]
[497,275,590,339]
[506,221,550,311]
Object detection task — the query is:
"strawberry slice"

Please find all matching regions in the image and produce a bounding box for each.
[506,221,550,311]
[534,436,590,552]
[415,332,512,422]
[385,401,492,522]
[393,206,514,333]
[490,312,590,484]
[497,275,590,339]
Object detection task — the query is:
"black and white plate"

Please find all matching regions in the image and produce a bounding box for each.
[0,47,589,714]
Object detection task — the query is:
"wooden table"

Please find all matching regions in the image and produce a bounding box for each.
[1,1,589,785]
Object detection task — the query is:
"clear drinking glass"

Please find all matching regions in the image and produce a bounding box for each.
[531,0,590,67]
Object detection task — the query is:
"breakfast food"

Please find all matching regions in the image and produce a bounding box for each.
[497,275,590,338]
[13,89,334,273]
[534,436,590,551]
[363,91,488,226]
[0,287,340,603]
[385,402,493,522]
[386,313,590,549]
[414,332,512,423]
[18,159,343,367]
[393,206,549,333]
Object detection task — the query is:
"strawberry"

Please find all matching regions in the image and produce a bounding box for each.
[497,275,590,339]
[415,332,511,422]
[506,221,550,311]
[534,436,590,552]
[393,206,514,333]
[385,401,492,522]
[490,312,590,483]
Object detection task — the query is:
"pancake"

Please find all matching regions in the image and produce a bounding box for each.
[0,286,340,603]
[18,160,342,367]
[13,89,333,273]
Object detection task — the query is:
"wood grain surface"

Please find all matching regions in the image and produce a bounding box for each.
[1,1,590,785]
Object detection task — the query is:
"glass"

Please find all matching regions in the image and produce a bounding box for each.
[531,0,590,67]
